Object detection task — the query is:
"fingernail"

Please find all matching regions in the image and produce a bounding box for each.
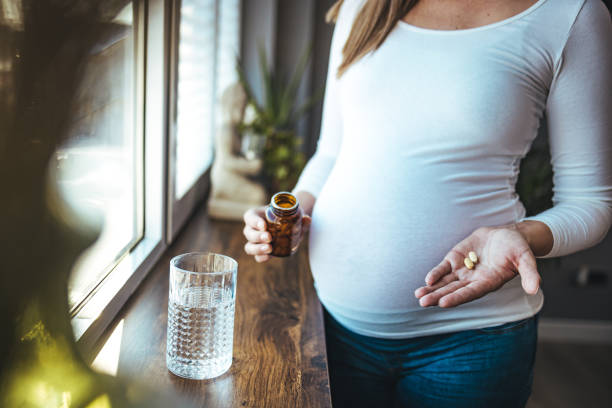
[258,221,265,229]
[262,245,270,252]
[260,233,269,241]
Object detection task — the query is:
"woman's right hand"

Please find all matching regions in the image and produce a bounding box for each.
[242,206,312,263]
[242,207,272,263]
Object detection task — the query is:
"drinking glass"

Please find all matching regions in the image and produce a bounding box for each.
[166,252,237,379]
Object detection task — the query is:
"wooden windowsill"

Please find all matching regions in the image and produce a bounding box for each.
[90,204,332,407]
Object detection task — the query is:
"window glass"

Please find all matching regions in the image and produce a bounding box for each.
[53,2,142,310]
[216,0,241,98]
[174,0,217,199]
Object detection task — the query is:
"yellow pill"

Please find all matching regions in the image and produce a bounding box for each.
[468,251,478,263]
[464,257,475,270]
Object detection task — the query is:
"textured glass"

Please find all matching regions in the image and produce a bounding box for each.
[166,252,238,380]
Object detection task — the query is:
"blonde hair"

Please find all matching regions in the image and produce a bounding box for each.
[327,0,419,77]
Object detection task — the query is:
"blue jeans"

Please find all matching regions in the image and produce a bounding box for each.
[324,310,538,408]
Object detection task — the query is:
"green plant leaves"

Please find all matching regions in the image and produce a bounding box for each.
[517,131,553,216]
[236,44,319,193]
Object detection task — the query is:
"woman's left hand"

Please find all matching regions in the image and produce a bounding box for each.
[414,225,541,308]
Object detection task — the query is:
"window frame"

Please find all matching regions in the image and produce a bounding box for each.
[73,0,169,351]
[65,0,145,315]
[72,0,241,354]
[166,0,218,243]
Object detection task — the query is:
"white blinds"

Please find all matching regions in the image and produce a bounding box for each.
[175,0,241,199]
[216,0,241,99]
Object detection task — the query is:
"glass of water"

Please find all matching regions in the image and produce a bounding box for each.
[166,252,237,380]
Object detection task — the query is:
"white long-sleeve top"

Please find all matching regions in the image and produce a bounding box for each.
[294,0,612,338]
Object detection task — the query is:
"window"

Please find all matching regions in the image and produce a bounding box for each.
[65,0,164,344]
[49,0,243,347]
[55,2,143,312]
[167,0,242,240]
[216,0,242,99]
[173,0,217,200]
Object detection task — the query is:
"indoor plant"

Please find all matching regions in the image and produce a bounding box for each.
[237,45,319,193]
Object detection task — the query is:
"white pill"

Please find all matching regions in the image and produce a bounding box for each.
[468,251,478,263]
[464,257,475,270]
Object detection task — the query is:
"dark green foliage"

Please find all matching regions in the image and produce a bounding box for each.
[516,122,554,216]
[236,44,319,193]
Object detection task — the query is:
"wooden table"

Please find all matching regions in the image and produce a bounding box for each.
[96,207,332,407]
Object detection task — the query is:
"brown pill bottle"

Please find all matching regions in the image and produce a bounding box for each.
[265,192,303,257]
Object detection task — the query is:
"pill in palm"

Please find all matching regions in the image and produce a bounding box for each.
[468,251,478,263]
[464,257,475,270]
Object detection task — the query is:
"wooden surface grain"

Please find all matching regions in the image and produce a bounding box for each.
[96,206,332,407]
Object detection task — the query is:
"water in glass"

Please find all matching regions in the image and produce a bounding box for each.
[166,252,237,380]
[167,285,234,379]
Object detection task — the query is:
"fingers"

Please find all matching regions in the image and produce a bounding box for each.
[243,225,271,244]
[425,259,452,286]
[291,214,312,236]
[418,280,469,307]
[414,273,457,298]
[422,246,469,287]
[302,215,312,231]
[243,208,267,231]
[243,208,312,262]
[516,249,540,294]
[244,241,272,257]
[255,255,270,263]
[243,207,271,263]
[438,280,496,308]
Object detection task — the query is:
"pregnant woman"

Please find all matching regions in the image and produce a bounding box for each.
[243,0,612,406]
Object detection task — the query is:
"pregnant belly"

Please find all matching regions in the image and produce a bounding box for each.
[308,165,519,312]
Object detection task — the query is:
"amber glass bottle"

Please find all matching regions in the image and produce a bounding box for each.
[265,192,303,257]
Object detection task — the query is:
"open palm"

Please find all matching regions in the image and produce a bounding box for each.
[415,226,541,308]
